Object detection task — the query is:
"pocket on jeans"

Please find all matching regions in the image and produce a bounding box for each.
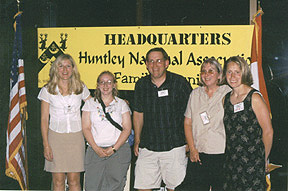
[84,148,93,166]
[176,148,188,166]
[117,143,131,164]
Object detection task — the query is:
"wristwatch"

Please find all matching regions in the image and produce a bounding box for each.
[112,146,117,153]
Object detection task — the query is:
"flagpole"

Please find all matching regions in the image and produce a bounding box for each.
[249,0,257,24]
[22,107,29,190]
[257,0,261,11]
[15,1,29,189]
[17,1,29,188]
[17,0,20,12]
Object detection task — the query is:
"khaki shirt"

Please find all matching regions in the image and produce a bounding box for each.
[184,85,231,154]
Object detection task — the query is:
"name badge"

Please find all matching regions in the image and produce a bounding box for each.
[200,111,210,125]
[64,105,76,114]
[234,102,244,113]
[158,89,168,97]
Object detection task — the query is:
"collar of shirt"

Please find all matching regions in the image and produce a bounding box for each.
[148,71,172,89]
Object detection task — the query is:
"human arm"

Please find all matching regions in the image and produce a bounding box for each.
[40,100,53,161]
[82,111,107,157]
[133,111,144,156]
[184,117,201,164]
[252,93,273,166]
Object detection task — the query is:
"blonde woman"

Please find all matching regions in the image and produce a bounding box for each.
[38,54,91,191]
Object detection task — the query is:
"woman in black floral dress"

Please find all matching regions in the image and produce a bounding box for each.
[222,56,273,191]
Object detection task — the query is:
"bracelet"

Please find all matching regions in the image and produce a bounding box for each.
[112,146,117,153]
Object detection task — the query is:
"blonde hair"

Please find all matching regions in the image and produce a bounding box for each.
[222,56,253,86]
[46,54,84,95]
[199,57,223,86]
[94,71,118,101]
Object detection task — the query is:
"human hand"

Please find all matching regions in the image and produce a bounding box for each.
[189,148,201,164]
[95,147,108,158]
[43,145,53,162]
[104,147,115,157]
[134,141,140,156]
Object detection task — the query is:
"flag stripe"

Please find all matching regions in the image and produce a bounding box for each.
[10,91,20,113]
[9,130,22,156]
[9,111,20,130]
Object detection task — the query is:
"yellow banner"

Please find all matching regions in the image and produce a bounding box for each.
[37,25,253,90]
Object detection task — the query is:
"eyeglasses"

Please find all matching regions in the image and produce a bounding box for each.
[99,80,113,86]
[147,59,165,65]
[200,69,217,75]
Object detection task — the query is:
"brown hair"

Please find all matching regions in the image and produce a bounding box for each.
[222,56,253,86]
[94,71,118,101]
[145,47,169,62]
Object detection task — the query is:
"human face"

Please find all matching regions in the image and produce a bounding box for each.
[225,62,242,88]
[57,59,73,81]
[146,51,169,81]
[98,73,115,96]
[200,63,220,88]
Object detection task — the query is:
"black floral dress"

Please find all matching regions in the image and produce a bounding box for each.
[223,89,265,191]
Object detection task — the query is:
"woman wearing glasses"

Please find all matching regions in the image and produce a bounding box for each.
[180,58,231,191]
[82,71,132,191]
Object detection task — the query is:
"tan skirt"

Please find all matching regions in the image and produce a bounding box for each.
[45,129,85,172]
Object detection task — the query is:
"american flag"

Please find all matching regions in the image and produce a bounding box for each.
[5,11,29,190]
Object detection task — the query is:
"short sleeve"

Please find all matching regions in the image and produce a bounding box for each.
[133,79,144,112]
[121,99,131,115]
[184,92,193,118]
[37,87,50,103]
[82,99,97,112]
[82,84,91,100]
[179,76,193,113]
[223,84,232,95]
